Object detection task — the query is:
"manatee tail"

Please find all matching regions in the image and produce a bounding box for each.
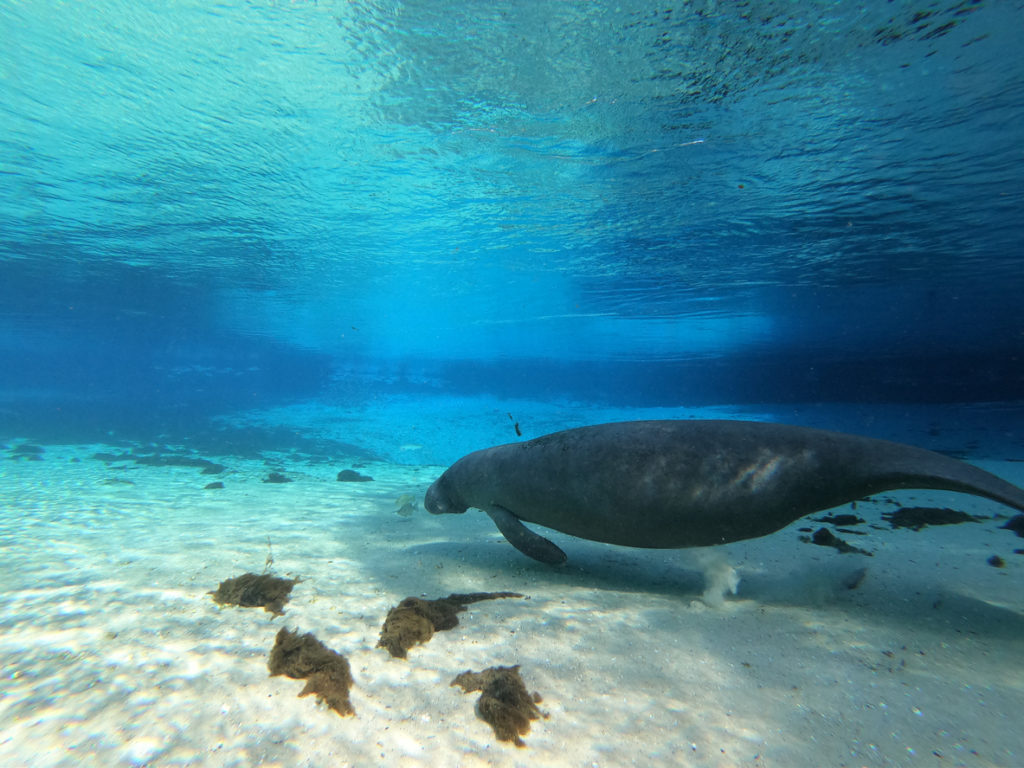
[868,440,1024,513]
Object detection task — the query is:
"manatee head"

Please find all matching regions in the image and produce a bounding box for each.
[425,474,467,515]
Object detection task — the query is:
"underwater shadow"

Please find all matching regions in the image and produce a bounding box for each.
[366,538,707,602]
[373,534,1024,644]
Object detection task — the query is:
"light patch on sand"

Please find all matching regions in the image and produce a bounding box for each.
[693,549,741,609]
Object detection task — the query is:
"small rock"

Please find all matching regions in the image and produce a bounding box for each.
[337,469,373,482]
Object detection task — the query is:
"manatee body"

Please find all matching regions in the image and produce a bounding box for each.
[424,420,1024,564]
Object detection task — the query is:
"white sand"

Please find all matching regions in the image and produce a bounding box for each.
[1,398,1022,767]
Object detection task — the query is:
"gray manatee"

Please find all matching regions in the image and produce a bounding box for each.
[425,420,1024,564]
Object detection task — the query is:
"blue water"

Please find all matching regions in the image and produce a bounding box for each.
[4,5,1024,765]
[1,0,1023,440]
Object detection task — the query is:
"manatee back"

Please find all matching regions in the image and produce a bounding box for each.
[440,417,1024,548]
[451,420,875,547]
[446,419,1024,548]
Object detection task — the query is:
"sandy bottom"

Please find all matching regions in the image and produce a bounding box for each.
[1,397,1022,767]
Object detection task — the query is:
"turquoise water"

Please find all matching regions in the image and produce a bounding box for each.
[1,2,1023,766]
[2,0,1023,431]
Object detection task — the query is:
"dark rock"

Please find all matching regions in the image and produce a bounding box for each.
[264,472,292,484]
[337,469,373,482]
[204,481,225,490]
[987,555,1005,568]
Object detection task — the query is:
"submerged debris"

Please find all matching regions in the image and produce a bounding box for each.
[337,469,373,482]
[803,527,873,556]
[451,665,545,747]
[135,454,225,474]
[10,444,45,460]
[100,477,135,486]
[883,506,982,530]
[268,627,354,717]
[840,567,869,590]
[377,592,523,658]
[813,513,865,526]
[1001,514,1024,538]
[210,572,298,616]
[93,451,225,474]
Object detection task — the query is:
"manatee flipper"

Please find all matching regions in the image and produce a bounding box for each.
[485,505,567,565]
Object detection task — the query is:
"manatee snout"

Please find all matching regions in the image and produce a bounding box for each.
[425,478,465,515]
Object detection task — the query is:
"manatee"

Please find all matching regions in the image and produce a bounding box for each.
[424,420,1024,564]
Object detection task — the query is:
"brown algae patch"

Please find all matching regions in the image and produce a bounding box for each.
[451,665,546,747]
[377,592,523,658]
[883,506,983,530]
[268,627,355,716]
[210,572,299,616]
